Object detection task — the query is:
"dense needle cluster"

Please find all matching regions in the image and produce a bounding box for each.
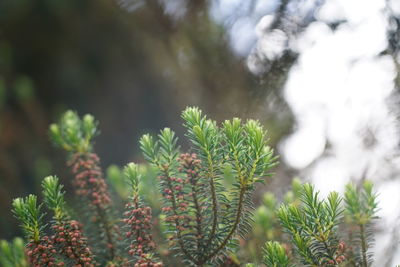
[344,181,378,267]
[12,195,64,267]
[262,182,379,267]
[277,184,345,266]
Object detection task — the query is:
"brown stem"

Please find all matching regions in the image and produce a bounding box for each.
[190,174,204,260]
[203,153,219,251]
[360,224,368,267]
[347,228,357,267]
[322,240,337,265]
[200,187,246,264]
[207,177,218,244]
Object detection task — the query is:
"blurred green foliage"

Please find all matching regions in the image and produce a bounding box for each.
[13,76,34,101]
[107,163,161,210]
[0,237,28,267]
[244,178,301,264]
[0,79,5,109]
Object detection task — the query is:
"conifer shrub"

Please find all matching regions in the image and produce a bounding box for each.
[260,181,379,267]
[11,107,277,266]
[138,107,277,266]
[9,107,385,266]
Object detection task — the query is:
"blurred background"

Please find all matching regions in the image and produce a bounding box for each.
[0,0,399,265]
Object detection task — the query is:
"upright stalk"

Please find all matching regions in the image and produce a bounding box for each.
[201,186,246,263]
[360,224,368,267]
[140,107,276,266]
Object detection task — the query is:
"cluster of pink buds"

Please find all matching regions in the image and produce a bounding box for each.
[178,153,203,188]
[160,174,190,229]
[160,153,204,234]
[123,200,156,258]
[325,241,347,266]
[177,153,201,174]
[26,236,64,267]
[68,153,111,208]
[52,220,96,266]
[334,241,346,263]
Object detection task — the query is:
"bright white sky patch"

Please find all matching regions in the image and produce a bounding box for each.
[158,0,188,19]
[281,0,398,180]
[210,0,280,56]
[390,0,400,16]
[229,17,258,56]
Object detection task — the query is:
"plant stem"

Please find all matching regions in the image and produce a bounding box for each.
[208,176,218,241]
[200,186,246,264]
[190,176,204,260]
[322,240,337,265]
[204,158,219,251]
[360,224,368,267]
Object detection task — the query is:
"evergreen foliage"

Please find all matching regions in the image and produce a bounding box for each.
[12,195,64,266]
[12,195,44,243]
[49,111,98,153]
[11,107,276,266]
[263,241,292,267]
[42,176,96,266]
[344,181,378,267]
[277,184,345,266]
[122,163,162,266]
[0,238,28,267]
[261,181,380,267]
[139,107,277,266]
[49,111,120,264]
[9,107,387,267]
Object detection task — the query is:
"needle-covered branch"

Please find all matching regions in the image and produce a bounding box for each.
[12,195,64,266]
[263,241,292,267]
[49,111,119,263]
[277,184,346,266]
[344,181,378,267]
[42,176,96,266]
[122,163,163,267]
[139,106,276,266]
